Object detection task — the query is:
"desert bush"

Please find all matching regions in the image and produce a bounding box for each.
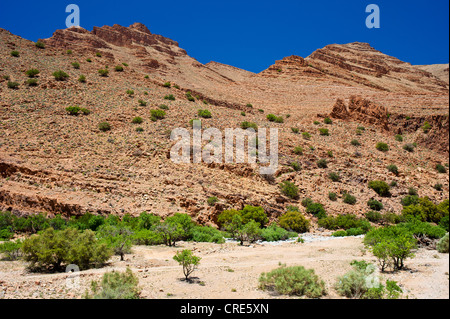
[163,82,171,88]
[240,206,268,227]
[159,104,169,110]
[35,41,45,49]
[85,268,140,299]
[26,79,38,87]
[395,134,403,142]
[422,121,431,133]
[366,211,383,223]
[217,210,241,229]
[368,180,390,197]
[186,93,195,102]
[335,261,376,298]
[403,143,415,152]
[328,192,338,201]
[318,128,329,136]
[291,128,299,134]
[53,70,69,81]
[86,58,92,62]
[206,196,219,207]
[324,117,333,124]
[114,65,124,72]
[246,103,253,108]
[96,52,102,57]
[0,240,22,261]
[401,195,419,207]
[259,265,327,298]
[10,50,20,57]
[78,75,86,83]
[150,109,166,121]
[328,172,340,182]
[364,226,417,271]
[132,116,143,124]
[376,142,389,152]
[436,164,447,174]
[240,121,258,130]
[343,193,357,205]
[302,132,311,140]
[367,199,384,211]
[317,159,328,168]
[22,228,111,271]
[293,146,303,155]
[260,224,297,242]
[398,219,446,240]
[0,229,13,240]
[351,139,361,146]
[401,198,449,223]
[190,226,224,244]
[434,183,443,191]
[387,165,399,175]
[97,224,134,261]
[318,214,370,232]
[278,211,310,233]
[439,216,449,232]
[98,69,109,77]
[198,109,212,118]
[173,249,201,281]
[132,229,163,246]
[301,197,314,208]
[98,122,111,132]
[26,68,40,78]
[7,81,19,89]
[164,94,175,101]
[280,181,299,199]
[306,203,327,219]
[66,106,81,115]
[381,212,406,225]
[437,233,449,253]
[72,62,80,69]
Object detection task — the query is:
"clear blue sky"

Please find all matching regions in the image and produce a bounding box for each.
[1,0,448,72]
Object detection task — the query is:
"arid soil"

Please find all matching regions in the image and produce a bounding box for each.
[0,236,448,299]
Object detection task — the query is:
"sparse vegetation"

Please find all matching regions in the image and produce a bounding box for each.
[376,142,389,152]
[26,69,40,78]
[369,181,391,197]
[99,122,111,132]
[280,181,299,199]
[52,70,69,81]
[164,94,175,101]
[98,69,109,77]
[85,268,141,299]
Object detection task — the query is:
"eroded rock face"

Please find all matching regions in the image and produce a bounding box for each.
[330,96,389,130]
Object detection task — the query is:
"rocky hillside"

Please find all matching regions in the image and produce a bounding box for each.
[0,23,448,225]
[415,63,449,86]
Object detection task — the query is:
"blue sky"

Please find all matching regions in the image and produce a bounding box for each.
[0,0,448,72]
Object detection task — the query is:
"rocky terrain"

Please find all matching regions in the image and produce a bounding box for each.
[0,22,448,226]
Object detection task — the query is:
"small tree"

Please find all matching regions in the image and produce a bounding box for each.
[173,249,201,282]
[97,225,134,261]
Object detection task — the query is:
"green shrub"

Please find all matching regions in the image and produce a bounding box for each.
[246,103,253,108]
[207,196,219,206]
[363,226,417,271]
[10,50,20,57]
[53,70,69,81]
[261,224,297,242]
[342,193,357,205]
[159,104,169,110]
[0,229,13,240]
[26,79,38,87]
[328,192,338,201]
[137,99,146,106]
[114,65,124,72]
[35,41,45,49]
[318,214,370,232]
[217,209,241,228]
[98,69,109,77]
[376,142,389,152]
[387,165,399,175]
[0,240,22,261]
[403,144,415,152]
[190,226,224,244]
[259,265,327,298]
[164,94,175,101]
[351,139,361,146]
[7,81,19,89]
[26,69,40,78]
[96,52,102,57]
[173,249,201,281]
[132,117,143,124]
[367,199,384,211]
[240,206,268,227]
[72,62,80,69]
[401,198,449,223]
[302,132,311,140]
[280,181,299,199]
[151,109,166,121]
[86,58,92,62]
[198,109,212,118]
[439,216,449,232]
[422,121,431,133]
[22,228,111,271]
[186,93,195,102]
[66,106,81,115]
[401,195,419,207]
[434,183,443,191]
[132,229,163,245]
[306,203,327,219]
[318,128,329,136]
[368,181,390,197]
[317,159,328,169]
[291,128,299,134]
[240,121,258,130]
[395,135,403,142]
[436,164,447,174]
[398,219,446,240]
[78,75,86,83]
[163,82,171,88]
[366,211,383,223]
[98,122,111,132]
[437,233,449,253]
[278,211,310,233]
[324,117,333,124]
[97,224,134,261]
[301,198,314,208]
[85,268,141,299]
[334,261,376,298]
[328,172,340,182]
[332,230,348,237]
[293,146,303,155]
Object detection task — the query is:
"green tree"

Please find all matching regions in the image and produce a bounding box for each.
[173,249,201,281]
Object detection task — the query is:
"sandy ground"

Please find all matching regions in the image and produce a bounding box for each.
[0,235,448,299]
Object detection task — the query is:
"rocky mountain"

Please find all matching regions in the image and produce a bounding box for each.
[260,42,448,93]
[0,23,448,222]
[415,63,449,85]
